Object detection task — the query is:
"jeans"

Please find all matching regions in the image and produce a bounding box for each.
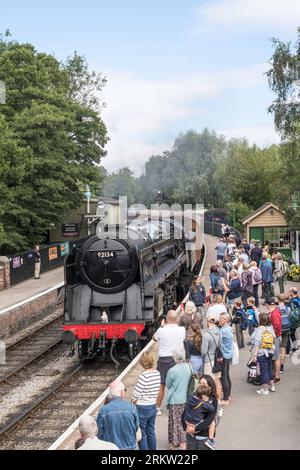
[235,323,244,348]
[263,282,273,301]
[136,404,157,450]
[253,284,259,307]
[186,433,210,450]
[221,358,231,400]
[277,276,285,294]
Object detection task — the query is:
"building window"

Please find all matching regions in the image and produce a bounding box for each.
[264,227,290,247]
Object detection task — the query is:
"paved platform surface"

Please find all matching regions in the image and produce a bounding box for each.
[155,234,300,450]
[0,267,64,311]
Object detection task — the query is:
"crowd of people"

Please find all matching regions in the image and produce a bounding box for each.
[73,232,300,452]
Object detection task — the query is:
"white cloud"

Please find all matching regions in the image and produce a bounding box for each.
[101,64,268,173]
[196,0,300,36]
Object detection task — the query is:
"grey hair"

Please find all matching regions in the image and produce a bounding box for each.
[172,348,186,363]
[109,380,125,398]
[185,301,197,314]
[78,415,98,438]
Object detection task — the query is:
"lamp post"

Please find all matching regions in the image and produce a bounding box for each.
[84,184,91,236]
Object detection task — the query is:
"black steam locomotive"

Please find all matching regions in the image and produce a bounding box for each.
[62,212,202,363]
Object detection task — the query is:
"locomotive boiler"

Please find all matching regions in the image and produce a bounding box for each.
[62,210,203,363]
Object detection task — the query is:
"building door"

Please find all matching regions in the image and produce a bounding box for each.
[249,227,264,244]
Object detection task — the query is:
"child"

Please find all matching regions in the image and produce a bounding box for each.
[231,299,248,349]
[246,297,259,336]
[184,384,216,450]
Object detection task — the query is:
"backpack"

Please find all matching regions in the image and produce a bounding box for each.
[247,308,258,327]
[253,268,262,284]
[261,328,275,349]
[208,332,224,373]
[282,261,289,276]
[290,301,300,329]
[279,306,291,333]
[240,310,250,331]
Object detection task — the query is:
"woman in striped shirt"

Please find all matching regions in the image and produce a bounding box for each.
[132,351,161,450]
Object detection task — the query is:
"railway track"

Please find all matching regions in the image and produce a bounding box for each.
[0,312,63,385]
[0,361,122,450]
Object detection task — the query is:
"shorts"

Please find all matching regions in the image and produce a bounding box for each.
[204,361,222,379]
[281,333,289,349]
[157,356,175,385]
[272,336,282,361]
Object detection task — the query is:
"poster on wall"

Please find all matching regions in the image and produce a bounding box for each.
[60,242,70,257]
[12,256,21,268]
[62,223,79,237]
[48,246,58,260]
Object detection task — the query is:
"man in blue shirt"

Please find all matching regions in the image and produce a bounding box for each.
[215,238,227,261]
[260,253,274,301]
[97,380,139,450]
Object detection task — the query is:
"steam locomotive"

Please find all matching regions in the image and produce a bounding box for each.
[62,209,203,363]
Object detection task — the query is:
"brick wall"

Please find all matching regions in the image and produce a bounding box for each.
[0,290,59,340]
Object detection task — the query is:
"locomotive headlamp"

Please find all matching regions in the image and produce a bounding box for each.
[124,329,139,344]
[97,200,106,210]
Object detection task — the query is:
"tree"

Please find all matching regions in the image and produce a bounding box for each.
[0,35,108,253]
[217,140,282,210]
[267,29,300,227]
[139,129,228,208]
[101,167,142,206]
[226,200,251,234]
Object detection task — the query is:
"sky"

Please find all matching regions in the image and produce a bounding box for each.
[1,0,300,173]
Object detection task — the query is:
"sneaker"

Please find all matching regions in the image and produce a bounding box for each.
[156,408,162,416]
[269,385,276,392]
[217,407,223,417]
[280,365,284,374]
[204,439,216,450]
[274,377,281,384]
[256,388,269,395]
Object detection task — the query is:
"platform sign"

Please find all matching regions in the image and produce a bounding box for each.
[12,256,21,268]
[48,246,58,260]
[62,223,79,237]
[60,242,70,257]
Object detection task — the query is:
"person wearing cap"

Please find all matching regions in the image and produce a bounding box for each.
[266,298,282,384]
[201,311,223,400]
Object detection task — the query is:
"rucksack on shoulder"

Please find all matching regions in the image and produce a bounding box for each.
[208,332,224,373]
[261,328,274,349]
[279,306,291,333]
[290,302,300,329]
[253,269,262,284]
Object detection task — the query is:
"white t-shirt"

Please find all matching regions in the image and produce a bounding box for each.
[153,324,186,357]
[78,437,119,450]
[206,304,227,321]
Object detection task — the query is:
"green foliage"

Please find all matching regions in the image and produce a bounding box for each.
[226,200,251,233]
[138,129,228,207]
[101,167,142,206]
[267,29,300,227]
[267,30,300,138]
[0,35,108,254]
[217,140,282,210]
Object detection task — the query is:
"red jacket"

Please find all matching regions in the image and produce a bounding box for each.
[270,307,282,337]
